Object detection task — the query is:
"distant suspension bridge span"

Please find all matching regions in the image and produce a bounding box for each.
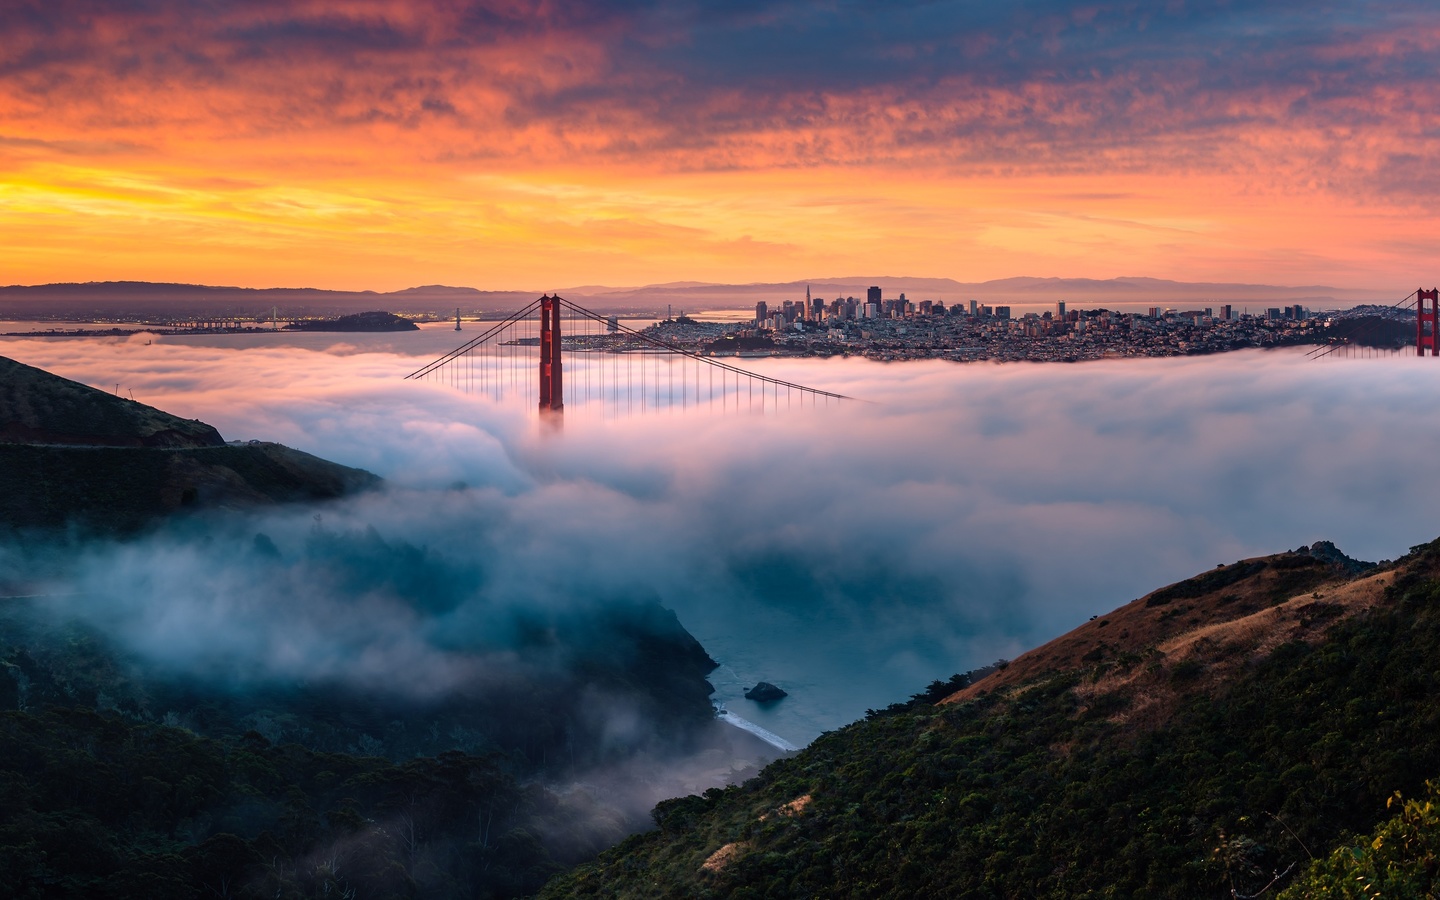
[405,294,856,416]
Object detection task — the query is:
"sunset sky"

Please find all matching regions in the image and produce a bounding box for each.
[1,1,1436,292]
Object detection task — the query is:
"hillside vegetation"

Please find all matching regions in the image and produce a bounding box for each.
[1279,778,1440,899]
[0,355,748,899]
[540,539,1440,898]
[0,355,223,448]
[0,587,726,900]
[0,442,378,536]
[0,354,377,535]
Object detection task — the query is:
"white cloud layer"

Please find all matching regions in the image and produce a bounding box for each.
[4,333,1438,740]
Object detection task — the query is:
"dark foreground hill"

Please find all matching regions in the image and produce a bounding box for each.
[0,442,379,535]
[0,586,730,899]
[539,539,1440,899]
[0,357,754,899]
[0,354,378,535]
[0,355,223,448]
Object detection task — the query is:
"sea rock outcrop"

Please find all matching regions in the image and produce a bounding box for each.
[745,682,788,702]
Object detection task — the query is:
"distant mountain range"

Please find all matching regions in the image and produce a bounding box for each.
[0,281,543,318]
[0,277,1394,318]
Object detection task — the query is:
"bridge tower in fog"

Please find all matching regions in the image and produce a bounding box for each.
[405,294,854,416]
[539,294,564,414]
[1418,288,1439,357]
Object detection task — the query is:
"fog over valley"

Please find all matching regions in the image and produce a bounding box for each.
[3,333,1437,745]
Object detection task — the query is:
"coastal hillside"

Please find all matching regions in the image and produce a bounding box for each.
[0,587,729,899]
[539,539,1440,898]
[944,540,1375,706]
[0,354,746,899]
[0,442,379,535]
[0,354,377,534]
[0,354,222,448]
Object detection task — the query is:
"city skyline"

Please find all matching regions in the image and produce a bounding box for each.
[2,2,1437,292]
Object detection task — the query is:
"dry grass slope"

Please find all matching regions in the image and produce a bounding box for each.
[944,545,1392,732]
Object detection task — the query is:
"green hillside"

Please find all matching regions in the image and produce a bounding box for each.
[539,540,1440,899]
[0,588,725,900]
[0,354,377,535]
[0,353,748,899]
[0,442,378,536]
[0,355,223,448]
[0,710,579,899]
[1279,779,1440,898]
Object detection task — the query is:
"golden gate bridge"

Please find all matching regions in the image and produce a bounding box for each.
[1307,287,1439,360]
[407,289,1439,406]
[405,294,856,416]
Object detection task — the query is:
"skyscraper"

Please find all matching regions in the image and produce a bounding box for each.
[755,301,768,325]
[1056,301,1066,320]
[868,286,882,306]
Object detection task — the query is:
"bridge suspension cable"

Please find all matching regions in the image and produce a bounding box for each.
[1307,289,1420,360]
[553,297,855,403]
[404,295,859,416]
[405,298,543,380]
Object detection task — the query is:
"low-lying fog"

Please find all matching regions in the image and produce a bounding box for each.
[4,329,1438,743]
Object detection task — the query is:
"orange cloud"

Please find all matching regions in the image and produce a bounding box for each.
[2,1,1439,290]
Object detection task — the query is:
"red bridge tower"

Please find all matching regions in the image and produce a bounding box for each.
[1419,289,1439,357]
[539,294,564,413]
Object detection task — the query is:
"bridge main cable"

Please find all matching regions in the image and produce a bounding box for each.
[403,299,543,380]
[1306,289,1418,360]
[557,298,860,402]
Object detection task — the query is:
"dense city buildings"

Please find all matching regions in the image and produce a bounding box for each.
[648,288,1410,363]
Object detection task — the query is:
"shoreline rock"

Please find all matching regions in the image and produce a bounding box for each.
[745,681,788,703]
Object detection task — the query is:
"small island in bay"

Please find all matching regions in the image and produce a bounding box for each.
[285,310,418,332]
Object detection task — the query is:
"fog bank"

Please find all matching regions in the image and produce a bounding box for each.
[4,334,1437,741]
